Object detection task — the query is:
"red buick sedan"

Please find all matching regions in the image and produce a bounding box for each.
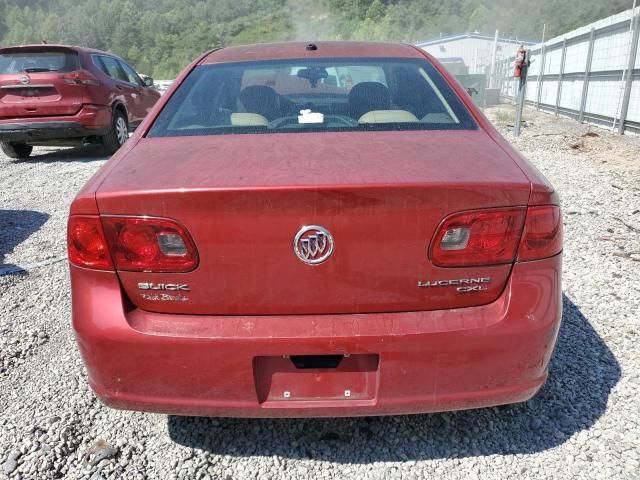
[68,42,562,417]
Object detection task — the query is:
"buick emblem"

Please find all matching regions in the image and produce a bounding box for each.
[293,225,334,265]
[19,75,30,85]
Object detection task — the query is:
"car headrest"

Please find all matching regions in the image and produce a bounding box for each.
[358,110,419,124]
[230,113,269,126]
[348,82,391,120]
[239,85,280,121]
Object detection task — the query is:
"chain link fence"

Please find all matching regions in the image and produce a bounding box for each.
[498,8,640,134]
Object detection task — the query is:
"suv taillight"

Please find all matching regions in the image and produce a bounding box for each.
[430,205,562,267]
[62,70,100,86]
[101,216,199,272]
[67,216,113,270]
[67,215,199,272]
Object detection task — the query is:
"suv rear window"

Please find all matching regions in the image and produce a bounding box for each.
[0,51,78,74]
[148,57,477,137]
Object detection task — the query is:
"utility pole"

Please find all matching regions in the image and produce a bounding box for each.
[514,45,530,137]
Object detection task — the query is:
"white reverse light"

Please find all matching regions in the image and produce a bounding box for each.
[157,233,187,256]
[440,227,470,251]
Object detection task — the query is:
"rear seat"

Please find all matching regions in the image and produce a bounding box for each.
[230,113,268,126]
[358,110,419,124]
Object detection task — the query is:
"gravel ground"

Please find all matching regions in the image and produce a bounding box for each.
[1,107,639,479]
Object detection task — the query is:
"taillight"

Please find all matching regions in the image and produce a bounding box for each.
[62,70,100,86]
[430,208,526,267]
[518,205,563,261]
[431,205,563,267]
[67,216,113,270]
[101,216,198,272]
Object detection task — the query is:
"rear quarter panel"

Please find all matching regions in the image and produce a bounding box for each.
[80,51,111,106]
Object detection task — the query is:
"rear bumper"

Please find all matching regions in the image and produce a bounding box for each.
[0,105,111,142]
[71,255,562,418]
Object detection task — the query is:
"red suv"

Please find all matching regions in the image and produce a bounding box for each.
[0,44,161,159]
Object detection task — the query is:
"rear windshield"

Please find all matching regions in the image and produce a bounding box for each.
[148,57,477,137]
[0,51,78,74]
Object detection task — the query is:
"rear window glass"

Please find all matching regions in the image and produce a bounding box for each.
[148,57,477,137]
[0,51,78,74]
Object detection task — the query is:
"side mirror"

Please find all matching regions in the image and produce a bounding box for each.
[141,76,154,87]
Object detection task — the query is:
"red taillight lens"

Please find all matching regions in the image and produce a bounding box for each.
[101,216,198,272]
[518,205,563,261]
[62,70,100,86]
[67,216,113,270]
[431,208,526,267]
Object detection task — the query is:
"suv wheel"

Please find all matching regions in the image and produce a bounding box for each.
[102,109,129,154]
[1,142,33,159]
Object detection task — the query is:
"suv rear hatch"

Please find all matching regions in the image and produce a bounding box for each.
[0,46,84,119]
[96,130,532,316]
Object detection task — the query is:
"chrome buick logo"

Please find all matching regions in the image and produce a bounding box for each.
[293,225,334,265]
[19,75,30,85]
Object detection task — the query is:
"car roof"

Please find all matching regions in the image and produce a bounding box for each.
[201,41,427,64]
[0,44,114,57]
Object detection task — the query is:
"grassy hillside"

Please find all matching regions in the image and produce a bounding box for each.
[0,0,633,78]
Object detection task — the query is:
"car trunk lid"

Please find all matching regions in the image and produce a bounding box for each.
[96,130,532,315]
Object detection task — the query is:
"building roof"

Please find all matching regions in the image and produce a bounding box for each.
[415,33,536,47]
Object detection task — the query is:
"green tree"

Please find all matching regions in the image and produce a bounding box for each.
[468,5,489,31]
[0,0,634,77]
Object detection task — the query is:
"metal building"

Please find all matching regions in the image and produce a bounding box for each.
[416,32,535,75]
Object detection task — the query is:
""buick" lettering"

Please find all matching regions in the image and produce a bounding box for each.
[138,282,190,291]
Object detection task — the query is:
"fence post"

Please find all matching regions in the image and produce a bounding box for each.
[617,11,640,135]
[536,45,546,110]
[555,39,568,116]
[578,28,597,124]
[489,29,499,88]
[498,59,505,93]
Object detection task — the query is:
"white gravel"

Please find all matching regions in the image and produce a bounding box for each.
[1,108,639,479]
